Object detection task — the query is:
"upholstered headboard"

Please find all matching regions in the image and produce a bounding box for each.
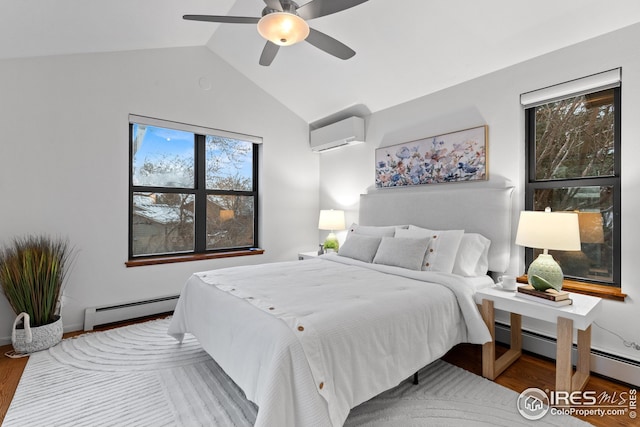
[359,186,514,273]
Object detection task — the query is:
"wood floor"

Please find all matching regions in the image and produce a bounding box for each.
[1,318,637,426]
[441,343,637,427]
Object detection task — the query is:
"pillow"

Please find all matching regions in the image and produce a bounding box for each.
[346,223,396,238]
[397,225,465,273]
[373,236,430,270]
[338,233,382,263]
[452,233,492,276]
[394,227,432,266]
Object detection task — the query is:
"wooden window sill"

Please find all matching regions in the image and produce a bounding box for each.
[517,275,626,301]
[126,249,264,267]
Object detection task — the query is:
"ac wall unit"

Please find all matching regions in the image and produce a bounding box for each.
[310,116,365,152]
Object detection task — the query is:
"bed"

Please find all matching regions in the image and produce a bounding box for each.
[168,186,514,427]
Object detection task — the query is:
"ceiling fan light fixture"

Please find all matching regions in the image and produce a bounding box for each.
[257,12,309,46]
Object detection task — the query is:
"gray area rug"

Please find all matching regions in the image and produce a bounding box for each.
[4,318,590,426]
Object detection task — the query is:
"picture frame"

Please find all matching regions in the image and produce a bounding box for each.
[375,125,488,188]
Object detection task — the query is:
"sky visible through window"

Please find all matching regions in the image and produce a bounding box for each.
[132,124,253,188]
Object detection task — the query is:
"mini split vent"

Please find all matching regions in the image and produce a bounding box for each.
[309,116,365,152]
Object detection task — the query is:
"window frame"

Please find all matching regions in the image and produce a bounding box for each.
[524,86,622,289]
[127,118,261,265]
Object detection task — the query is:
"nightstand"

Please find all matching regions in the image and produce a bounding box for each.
[474,286,602,393]
[298,251,320,260]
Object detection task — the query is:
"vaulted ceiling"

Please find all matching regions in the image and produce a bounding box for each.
[3,0,640,123]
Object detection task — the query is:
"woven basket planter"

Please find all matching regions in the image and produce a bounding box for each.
[12,313,63,354]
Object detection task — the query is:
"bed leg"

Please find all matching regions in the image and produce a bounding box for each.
[413,371,419,385]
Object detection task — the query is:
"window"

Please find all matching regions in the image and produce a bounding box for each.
[128,116,260,262]
[523,71,621,288]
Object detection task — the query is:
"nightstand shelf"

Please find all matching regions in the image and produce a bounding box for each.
[475,286,602,393]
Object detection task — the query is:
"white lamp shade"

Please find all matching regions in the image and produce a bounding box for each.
[318,209,346,231]
[257,12,309,46]
[515,210,581,251]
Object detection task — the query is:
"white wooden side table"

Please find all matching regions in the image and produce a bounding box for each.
[474,286,602,393]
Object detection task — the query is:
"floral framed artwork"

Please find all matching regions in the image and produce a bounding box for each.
[375,125,488,188]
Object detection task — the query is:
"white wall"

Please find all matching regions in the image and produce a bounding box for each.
[320,23,640,363]
[0,46,319,341]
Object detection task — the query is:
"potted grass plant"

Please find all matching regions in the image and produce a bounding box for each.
[0,235,75,354]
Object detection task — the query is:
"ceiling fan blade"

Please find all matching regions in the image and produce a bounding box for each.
[259,41,280,66]
[296,0,369,20]
[305,28,355,60]
[263,0,283,12]
[183,15,260,24]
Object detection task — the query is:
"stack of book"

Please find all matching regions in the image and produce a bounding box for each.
[516,285,573,306]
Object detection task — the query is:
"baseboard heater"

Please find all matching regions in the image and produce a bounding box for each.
[495,322,640,387]
[83,295,179,331]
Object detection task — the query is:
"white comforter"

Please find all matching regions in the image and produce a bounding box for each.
[168,255,491,427]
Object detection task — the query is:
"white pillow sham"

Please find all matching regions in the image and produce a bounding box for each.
[396,225,464,273]
[346,223,397,238]
[372,236,430,271]
[338,233,382,263]
[452,233,492,276]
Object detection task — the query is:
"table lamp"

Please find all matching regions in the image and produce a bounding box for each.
[515,208,581,290]
[318,209,346,252]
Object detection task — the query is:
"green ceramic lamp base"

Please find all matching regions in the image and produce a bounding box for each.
[527,253,564,290]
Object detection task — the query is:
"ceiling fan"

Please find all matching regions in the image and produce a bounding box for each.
[183,0,369,66]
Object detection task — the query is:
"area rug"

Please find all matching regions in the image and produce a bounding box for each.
[3,317,589,427]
